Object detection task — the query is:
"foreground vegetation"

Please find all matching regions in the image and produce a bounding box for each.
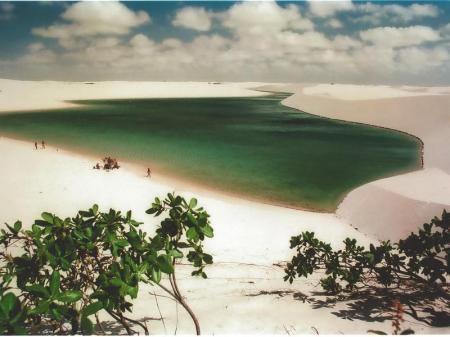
[0,189,448,334]
[0,193,213,335]
[285,210,449,326]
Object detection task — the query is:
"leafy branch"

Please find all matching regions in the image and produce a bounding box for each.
[284,210,449,324]
[0,193,213,335]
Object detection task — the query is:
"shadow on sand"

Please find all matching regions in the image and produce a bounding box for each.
[247,284,450,328]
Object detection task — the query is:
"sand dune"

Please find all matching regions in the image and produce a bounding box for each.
[0,79,268,113]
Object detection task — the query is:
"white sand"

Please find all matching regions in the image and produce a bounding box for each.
[303,84,437,100]
[0,80,448,334]
[0,79,268,113]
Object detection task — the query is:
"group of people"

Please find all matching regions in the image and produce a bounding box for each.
[34,140,46,150]
[32,139,154,178]
[93,156,120,171]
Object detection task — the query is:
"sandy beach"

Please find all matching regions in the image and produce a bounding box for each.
[0,80,449,334]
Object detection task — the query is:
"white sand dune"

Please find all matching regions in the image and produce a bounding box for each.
[0,79,268,113]
[302,83,437,100]
[0,80,448,334]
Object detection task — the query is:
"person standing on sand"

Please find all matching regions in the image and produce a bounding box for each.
[41,140,45,149]
[147,168,151,178]
[34,142,38,150]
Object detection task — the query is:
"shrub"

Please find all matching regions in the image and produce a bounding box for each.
[284,210,449,295]
[0,193,213,335]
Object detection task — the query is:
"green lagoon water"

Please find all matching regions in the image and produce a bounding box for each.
[0,93,421,211]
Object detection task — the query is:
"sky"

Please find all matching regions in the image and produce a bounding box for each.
[1,0,450,85]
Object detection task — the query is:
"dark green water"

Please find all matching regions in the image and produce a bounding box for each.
[0,93,421,211]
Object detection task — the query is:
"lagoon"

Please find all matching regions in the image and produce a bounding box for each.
[0,93,421,211]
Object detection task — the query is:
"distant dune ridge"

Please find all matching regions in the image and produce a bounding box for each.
[0,79,268,113]
[0,79,449,334]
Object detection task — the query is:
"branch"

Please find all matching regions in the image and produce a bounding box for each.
[122,315,149,335]
[170,269,201,335]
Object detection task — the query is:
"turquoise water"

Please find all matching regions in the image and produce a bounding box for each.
[0,93,421,211]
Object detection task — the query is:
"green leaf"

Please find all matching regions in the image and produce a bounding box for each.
[31,224,41,235]
[31,301,50,315]
[110,278,123,287]
[50,306,63,321]
[41,212,54,224]
[25,284,50,299]
[92,204,99,215]
[50,271,60,296]
[168,249,184,259]
[201,224,214,238]
[365,253,375,264]
[5,224,17,235]
[0,293,18,314]
[151,268,161,283]
[84,227,93,239]
[186,227,199,241]
[115,239,129,248]
[157,255,174,274]
[57,290,82,303]
[13,221,22,234]
[79,210,92,218]
[203,253,213,264]
[189,198,198,209]
[82,301,103,317]
[177,242,190,249]
[81,316,94,335]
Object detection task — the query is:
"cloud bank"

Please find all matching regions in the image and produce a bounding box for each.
[1,1,449,84]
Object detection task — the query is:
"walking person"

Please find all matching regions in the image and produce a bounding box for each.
[41,140,45,149]
[147,167,151,178]
[34,141,38,150]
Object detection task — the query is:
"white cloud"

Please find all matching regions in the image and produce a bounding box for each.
[27,42,46,53]
[32,1,149,46]
[172,7,212,32]
[0,2,14,20]
[332,35,361,50]
[441,23,450,38]
[360,26,441,48]
[355,3,439,25]
[223,2,313,36]
[396,46,449,73]
[6,1,449,84]
[130,34,155,51]
[0,2,14,12]
[307,0,354,18]
[307,2,438,25]
[327,18,343,29]
[19,43,56,64]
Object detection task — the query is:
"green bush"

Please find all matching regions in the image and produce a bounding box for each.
[0,193,213,335]
[285,210,449,295]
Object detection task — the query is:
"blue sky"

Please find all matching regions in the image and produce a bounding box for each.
[1,1,450,84]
